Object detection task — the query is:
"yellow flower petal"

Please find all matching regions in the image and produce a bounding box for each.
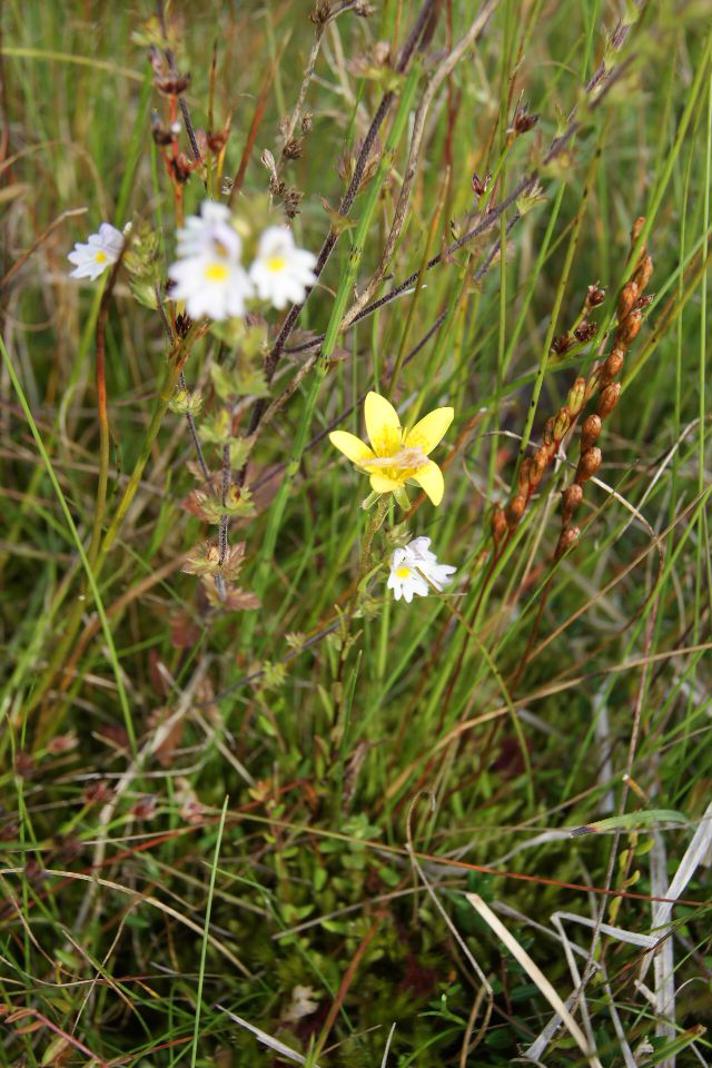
[329,430,375,466]
[405,407,454,455]
[369,472,402,494]
[364,391,402,456]
[411,460,444,505]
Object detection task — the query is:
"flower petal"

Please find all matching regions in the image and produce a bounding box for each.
[405,407,454,455]
[411,461,444,505]
[369,472,401,494]
[328,431,374,465]
[364,392,402,456]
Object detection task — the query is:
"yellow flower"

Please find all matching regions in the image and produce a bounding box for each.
[329,392,454,506]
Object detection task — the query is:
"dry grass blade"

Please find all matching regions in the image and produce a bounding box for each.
[466,894,603,1068]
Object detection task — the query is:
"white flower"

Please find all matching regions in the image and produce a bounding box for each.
[168,201,252,321]
[387,536,456,604]
[67,222,124,280]
[249,225,317,310]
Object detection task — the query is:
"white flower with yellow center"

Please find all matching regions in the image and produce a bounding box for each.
[67,223,124,280]
[249,225,317,310]
[168,201,253,321]
[387,537,456,603]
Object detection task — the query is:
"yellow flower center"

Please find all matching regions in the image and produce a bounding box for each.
[95,250,108,264]
[396,566,411,579]
[266,255,287,273]
[204,261,229,283]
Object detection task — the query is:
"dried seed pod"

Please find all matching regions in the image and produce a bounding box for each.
[513,106,539,134]
[542,417,555,447]
[597,382,621,418]
[581,414,602,450]
[471,171,492,198]
[575,446,602,484]
[555,525,580,560]
[506,494,526,528]
[561,483,583,523]
[631,216,646,243]
[618,280,639,321]
[530,448,548,486]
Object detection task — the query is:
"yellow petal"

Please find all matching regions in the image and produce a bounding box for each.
[364,391,402,456]
[329,431,375,466]
[369,472,401,494]
[411,460,444,505]
[405,407,454,455]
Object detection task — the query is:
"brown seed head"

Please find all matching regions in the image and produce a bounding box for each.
[597,382,621,418]
[518,459,533,494]
[576,446,602,483]
[542,417,555,447]
[631,216,646,244]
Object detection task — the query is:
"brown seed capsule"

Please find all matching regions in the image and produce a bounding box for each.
[597,382,621,418]
[555,525,580,560]
[602,348,624,383]
[506,494,526,528]
[618,280,639,321]
[586,283,606,308]
[531,448,548,486]
[575,446,602,484]
[581,414,602,450]
[633,253,653,292]
[492,505,508,543]
[542,417,555,447]
[561,483,583,522]
[518,459,533,494]
[618,309,642,344]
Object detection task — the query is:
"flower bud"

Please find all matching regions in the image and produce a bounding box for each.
[597,382,621,418]
[575,446,602,483]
